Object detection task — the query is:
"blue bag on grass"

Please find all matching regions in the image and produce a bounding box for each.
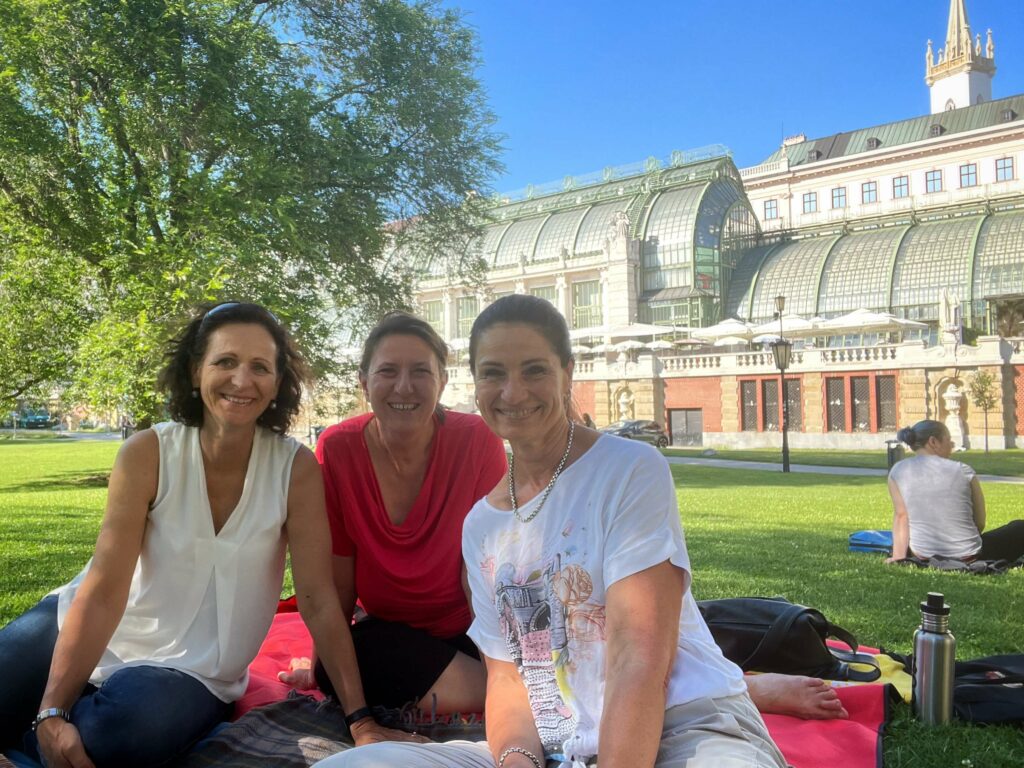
[849,529,892,554]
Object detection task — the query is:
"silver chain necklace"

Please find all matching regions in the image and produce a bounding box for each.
[508,419,575,524]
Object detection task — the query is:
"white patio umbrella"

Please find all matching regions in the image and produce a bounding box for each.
[613,339,646,352]
[819,309,928,334]
[712,335,751,347]
[645,339,675,350]
[752,334,781,345]
[569,325,607,340]
[605,323,676,338]
[571,344,592,354]
[448,337,470,352]
[589,343,614,353]
[752,313,819,338]
[692,318,756,341]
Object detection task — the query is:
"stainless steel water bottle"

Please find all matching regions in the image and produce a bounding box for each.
[912,592,956,725]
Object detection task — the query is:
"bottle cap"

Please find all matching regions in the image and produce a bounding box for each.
[920,591,950,615]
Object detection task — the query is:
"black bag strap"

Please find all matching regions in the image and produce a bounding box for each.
[740,603,809,671]
[831,649,882,682]
[824,622,859,651]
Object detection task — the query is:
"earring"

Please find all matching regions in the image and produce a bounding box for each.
[191,388,199,399]
[270,400,277,410]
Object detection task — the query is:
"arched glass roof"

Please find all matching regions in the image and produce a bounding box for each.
[574,201,625,257]
[641,185,707,270]
[818,226,907,316]
[534,208,588,263]
[973,212,1024,300]
[749,235,839,321]
[475,221,513,267]
[725,243,776,318]
[494,215,547,267]
[891,216,981,311]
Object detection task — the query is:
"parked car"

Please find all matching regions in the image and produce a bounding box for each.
[599,419,669,448]
[21,410,54,429]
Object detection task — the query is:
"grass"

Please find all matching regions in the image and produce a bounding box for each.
[664,445,1024,477]
[2,441,1022,766]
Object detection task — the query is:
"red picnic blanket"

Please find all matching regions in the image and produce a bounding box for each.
[240,612,890,768]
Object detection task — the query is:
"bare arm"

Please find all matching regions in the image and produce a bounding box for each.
[35,430,158,768]
[970,476,986,533]
[483,655,545,768]
[284,448,424,745]
[885,477,910,564]
[597,560,684,768]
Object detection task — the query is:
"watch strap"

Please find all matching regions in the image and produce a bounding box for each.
[33,707,71,731]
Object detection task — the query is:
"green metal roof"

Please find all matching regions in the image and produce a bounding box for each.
[761,93,1024,168]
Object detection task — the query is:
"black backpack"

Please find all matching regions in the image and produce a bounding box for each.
[697,597,881,682]
[953,654,1024,724]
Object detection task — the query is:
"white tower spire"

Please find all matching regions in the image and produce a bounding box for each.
[925,0,995,114]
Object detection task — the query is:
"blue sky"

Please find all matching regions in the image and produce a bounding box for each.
[442,0,1024,195]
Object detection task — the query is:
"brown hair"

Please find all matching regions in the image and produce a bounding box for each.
[159,302,308,433]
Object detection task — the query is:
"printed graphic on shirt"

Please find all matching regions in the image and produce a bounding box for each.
[488,551,606,752]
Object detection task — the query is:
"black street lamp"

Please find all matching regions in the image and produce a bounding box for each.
[771,295,792,473]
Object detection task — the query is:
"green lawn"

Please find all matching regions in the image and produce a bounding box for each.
[2,441,1022,766]
[664,445,1024,477]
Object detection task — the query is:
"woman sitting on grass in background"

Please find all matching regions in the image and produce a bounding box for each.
[0,302,418,768]
[886,419,1024,564]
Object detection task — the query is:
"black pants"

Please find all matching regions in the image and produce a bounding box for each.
[978,519,1024,562]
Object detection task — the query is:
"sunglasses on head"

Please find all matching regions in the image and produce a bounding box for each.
[199,302,281,331]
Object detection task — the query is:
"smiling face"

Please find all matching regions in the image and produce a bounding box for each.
[360,333,447,435]
[193,323,280,430]
[472,322,573,443]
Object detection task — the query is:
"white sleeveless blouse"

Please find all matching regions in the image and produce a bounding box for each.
[56,422,300,701]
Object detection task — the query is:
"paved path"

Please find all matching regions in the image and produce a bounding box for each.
[664,455,1024,485]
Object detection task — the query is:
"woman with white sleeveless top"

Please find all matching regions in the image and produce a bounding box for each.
[0,302,422,767]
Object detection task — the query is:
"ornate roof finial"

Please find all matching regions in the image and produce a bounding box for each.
[986,28,994,58]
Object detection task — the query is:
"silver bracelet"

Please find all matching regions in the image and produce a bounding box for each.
[498,746,543,768]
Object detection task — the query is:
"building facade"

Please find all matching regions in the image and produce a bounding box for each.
[412,0,1024,450]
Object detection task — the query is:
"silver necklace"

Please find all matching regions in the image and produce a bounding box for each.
[508,419,575,524]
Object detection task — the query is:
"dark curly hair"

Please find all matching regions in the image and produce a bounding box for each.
[158,302,309,433]
[896,419,948,451]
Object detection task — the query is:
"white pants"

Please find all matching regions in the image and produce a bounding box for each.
[311,692,787,768]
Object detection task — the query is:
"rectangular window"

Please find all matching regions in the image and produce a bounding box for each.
[959,163,977,188]
[784,379,803,432]
[826,378,846,432]
[851,376,871,432]
[926,170,943,193]
[876,375,897,432]
[861,181,877,204]
[762,380,779,432]
[456,296,478,339]
[893,175,909,198]
[802,191,817,214]
[831,187,846,209]
[996,157,1014,182]
[422,300,443,334]
[764,199,778,220]
[571,280,602,329]
[530,285,556,303]
[740,381,758,432]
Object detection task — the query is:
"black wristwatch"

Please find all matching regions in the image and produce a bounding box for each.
[33,707,71,731]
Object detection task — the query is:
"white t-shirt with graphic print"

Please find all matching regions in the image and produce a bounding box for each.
[463,435,746,764]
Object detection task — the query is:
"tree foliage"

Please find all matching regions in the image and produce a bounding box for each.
[0,0,500,418]
[967,369,998,453]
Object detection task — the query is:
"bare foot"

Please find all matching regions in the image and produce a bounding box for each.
[745,674,849,720]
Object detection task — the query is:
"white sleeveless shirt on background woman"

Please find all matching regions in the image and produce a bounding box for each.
[55,422,300,701]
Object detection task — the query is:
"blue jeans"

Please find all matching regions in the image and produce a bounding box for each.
[0,595,232,767]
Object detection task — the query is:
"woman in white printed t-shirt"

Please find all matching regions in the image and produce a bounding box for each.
[315,293,786,768]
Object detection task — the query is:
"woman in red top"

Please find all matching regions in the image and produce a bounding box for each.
[282,312,506,714]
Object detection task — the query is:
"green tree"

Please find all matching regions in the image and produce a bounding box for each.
[0,0,499,419]
[967,369,998,453]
